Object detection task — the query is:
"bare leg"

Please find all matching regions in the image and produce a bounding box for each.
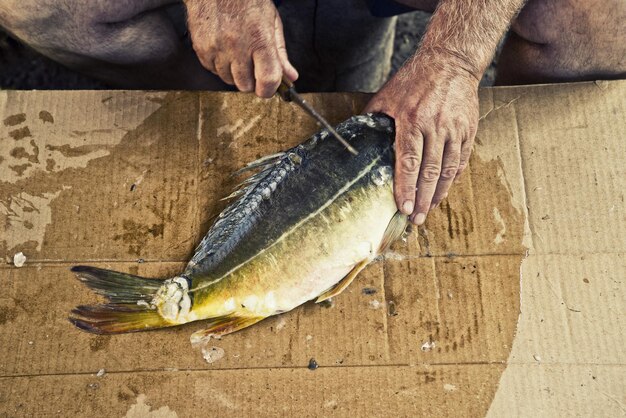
[394,0,626,85]
[497,0,626,84]
[0,1,226,89]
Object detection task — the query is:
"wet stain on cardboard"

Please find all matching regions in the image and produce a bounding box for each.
[9,163,31,176]
[380,151,525,415]
[10,140,39,164]
[113,220,165,256]
[89,335,110,352]
[38,111,54,124]
[9,126,32,140]
[1,189,66,253]
[1,92,525,418]
[0,305,17,325]
[45,144,103,158]
[3,113,26,127]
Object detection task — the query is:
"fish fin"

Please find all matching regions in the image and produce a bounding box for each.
[232,152,286,177]
[71,265,163,304]
[69,304,173,334]
[190,315,265,345]
[314,213,407,304]
[69,266,173,334]
[220,152,287,203]
[316,259,370,303]
[378,211,409,253]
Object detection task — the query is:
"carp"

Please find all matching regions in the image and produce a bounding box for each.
[69,113,407,343]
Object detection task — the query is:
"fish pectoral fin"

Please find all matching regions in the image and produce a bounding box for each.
[190,315,265,346]
[315,212,408,304]
[379,211,409,254]
[315,259,370,303]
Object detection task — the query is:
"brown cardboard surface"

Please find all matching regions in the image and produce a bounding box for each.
[1,80,624,417]
[487,81,626,417]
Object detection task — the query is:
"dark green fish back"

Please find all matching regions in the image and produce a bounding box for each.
[184,113,395,278]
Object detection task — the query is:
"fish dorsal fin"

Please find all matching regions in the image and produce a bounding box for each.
[185,114,393,277]
[219,152,286,202]
[185,141,315,275]
[233,152,286,177]
[316,259,370,303]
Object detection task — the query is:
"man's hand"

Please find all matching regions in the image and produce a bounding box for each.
[367,0,526,225]
[365,50,479,225]
[184,0,298,97]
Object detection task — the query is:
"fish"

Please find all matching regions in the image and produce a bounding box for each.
[69,113,408,343]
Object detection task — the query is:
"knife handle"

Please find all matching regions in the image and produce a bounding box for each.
[277,76,295,102]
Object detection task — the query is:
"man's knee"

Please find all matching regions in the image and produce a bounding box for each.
[0,0,181,68]
[501,0,626,83]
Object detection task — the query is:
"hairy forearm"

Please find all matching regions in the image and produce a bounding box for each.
[419,0,527,78]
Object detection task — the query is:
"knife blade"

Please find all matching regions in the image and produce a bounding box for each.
[277,78,358,156]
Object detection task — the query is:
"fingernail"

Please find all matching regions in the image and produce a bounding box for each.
[415,213,426,225]
[402,200,414,215]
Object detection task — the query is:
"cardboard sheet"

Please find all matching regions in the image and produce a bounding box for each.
[0,81,624,416]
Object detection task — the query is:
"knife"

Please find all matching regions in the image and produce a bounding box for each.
[277,78,358,156]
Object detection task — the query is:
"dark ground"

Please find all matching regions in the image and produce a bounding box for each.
[0,11,495,90]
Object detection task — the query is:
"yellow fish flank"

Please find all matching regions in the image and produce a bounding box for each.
[69,114,407,343]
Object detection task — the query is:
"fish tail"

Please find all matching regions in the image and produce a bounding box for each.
[69,266,174,334]
[70,265,163,304]
[69,304,173,334]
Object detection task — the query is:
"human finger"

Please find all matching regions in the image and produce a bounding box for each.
[431,138,461,207]
[214,56,234,85]
[455,134,474,182]
[274,14,298,81]
[231,60,255,92]
[394,126,423,216]
[251,38,282,97]
[412,131,445,225]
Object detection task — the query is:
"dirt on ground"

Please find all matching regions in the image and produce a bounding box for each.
[0,11,495,90]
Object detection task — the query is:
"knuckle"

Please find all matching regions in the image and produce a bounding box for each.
[256,60,281,79]
[257,75,279,91]
[404,108,422,124]
[421,164,441,182]
[400,149,421,174]
[399,154,421,173]
[440,166,458,181]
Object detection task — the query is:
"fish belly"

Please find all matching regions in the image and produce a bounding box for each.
[188,180,397,321]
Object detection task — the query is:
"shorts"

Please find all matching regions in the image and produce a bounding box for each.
[277,0,398,92]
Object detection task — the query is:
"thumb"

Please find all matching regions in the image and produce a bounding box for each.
[274,14,298,81]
